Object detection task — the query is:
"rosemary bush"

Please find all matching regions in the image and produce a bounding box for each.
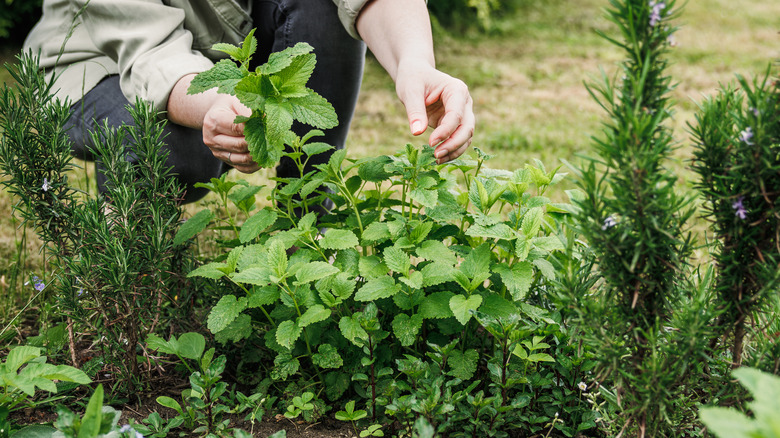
[0,52,195,394]
[689,72,780,369]
[564,1,721,436]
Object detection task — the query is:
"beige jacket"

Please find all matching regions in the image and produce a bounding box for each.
[23,0,369,111]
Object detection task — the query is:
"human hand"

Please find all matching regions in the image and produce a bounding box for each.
[201,95,259,173]
[395,61,475,164]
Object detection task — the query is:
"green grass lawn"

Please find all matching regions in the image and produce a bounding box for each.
[1,0,779,317]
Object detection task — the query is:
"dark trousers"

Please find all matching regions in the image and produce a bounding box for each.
[65,0,366,204]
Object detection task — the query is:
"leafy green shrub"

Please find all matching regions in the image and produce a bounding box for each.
[176,27,597,435]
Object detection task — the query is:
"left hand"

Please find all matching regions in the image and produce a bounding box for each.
[395,60,475,164]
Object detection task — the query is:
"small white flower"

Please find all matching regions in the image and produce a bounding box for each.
[739,127,754,145]
[578,381,588,391]
[42,178,51,192]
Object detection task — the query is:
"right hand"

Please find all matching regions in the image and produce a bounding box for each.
[201,95,259,173]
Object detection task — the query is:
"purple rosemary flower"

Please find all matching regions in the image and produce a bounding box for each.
[31,275,45,291]
[649,1,666,27]
[738,127,754,145]
[41,178,50,192]
[732,196,748,220]
[602,216,617,230]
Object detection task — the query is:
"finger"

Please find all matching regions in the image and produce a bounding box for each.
[209,134,250,154]
[435,103,475,162]
[222,151,259,173]
[437,139,472,164]
[428,90,470,146]
[398,82,430,136]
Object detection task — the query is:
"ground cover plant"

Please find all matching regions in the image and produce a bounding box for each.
[0,0,779,437]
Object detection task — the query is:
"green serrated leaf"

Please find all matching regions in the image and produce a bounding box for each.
[174,209,214,245]
[339,315,368,346]
[392,313,423,346]
[288,91,338,129]
[233,263,273,285]
[211,43,244,61]
[359,255,389,279]
[265,99,295,146]
[460,244,492,280]
[416,240,456,265]
[247,285,281,307]
[311,344,343,369]
[276,320,303,349]
[271,353,300,381]
[188,59,244,95]
[320,229,359,250]
[527,353,555,363]
[188,262,229,280]
[421,262,457,287]
[261,42,314,75]
[362,222,391,243]
[354,277,400,301]
[532,236,565,252]
[235,75,272,110]
[495,262,534,301]
[240,209,278,243]
[207,295,248,333]
[399,270,424,290]
[358,155,394,182]
[466,223,515,240]
[522,207,544,236]
[480,294,518,319]
[214,314,252,344]
[295,262,340,285]
[330,273,357,300]
[448,349,479,380]
[245,116,277,168]
[276,53,316,95]
[533,258,556,281]
[298,304,331,328]
[449,295,483,325]
[419,291,455,319]
[410,188,438,208]
[383,246,410,275]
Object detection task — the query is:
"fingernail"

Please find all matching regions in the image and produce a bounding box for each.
[412,121,423,134]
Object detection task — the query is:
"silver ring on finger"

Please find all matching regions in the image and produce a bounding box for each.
[228,152,232,163]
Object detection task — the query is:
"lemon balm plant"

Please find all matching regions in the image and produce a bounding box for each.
[178,29,590,433]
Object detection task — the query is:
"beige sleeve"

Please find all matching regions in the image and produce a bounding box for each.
[332,0,373,39]
[70,0,214,112]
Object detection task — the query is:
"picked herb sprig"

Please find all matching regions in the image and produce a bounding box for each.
[188,29,338,168]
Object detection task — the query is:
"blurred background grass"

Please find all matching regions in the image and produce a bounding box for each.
[1,0,779,321]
